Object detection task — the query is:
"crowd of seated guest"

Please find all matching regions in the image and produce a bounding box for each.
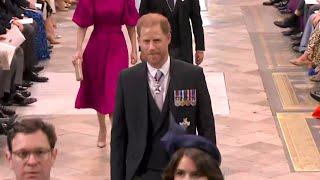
[262,0,320,101]
[0,0,77,125]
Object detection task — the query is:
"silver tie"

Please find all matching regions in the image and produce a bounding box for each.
[154,70,164,111]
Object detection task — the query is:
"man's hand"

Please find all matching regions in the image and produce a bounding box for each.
[0,34,6,40]
[195,51,204,65]
[12,20,24,31]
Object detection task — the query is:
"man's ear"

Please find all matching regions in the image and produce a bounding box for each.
[5,150,13,169]
[51,149,58,165]
[167,33,171,44]
[5,151,12,161]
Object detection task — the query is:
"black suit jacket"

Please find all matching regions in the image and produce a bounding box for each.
[139,0,205,63]
[0,0,24,19]
[111,59,215,180]
[0,23,6,34]
[11,0,30,8]
[0,13,10,34]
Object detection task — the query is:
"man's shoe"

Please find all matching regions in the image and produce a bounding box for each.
[0,105,15,116]
[274,14,298,28]
[18,90,31,98]
[282,28,299,36]
[0,110,8,118]
[33,66,44,73]
[1,94,12,106]
[12,93,37,106]
[292,46,304,53]
[291,40,301,46]
[277,5,287,10]
[22,81,33,87]
[263,0,280,6]
[280,9,292,14]
[274,1,288,8]
[30,73,49,83]
[24,72,48,82]
[15,85,28,91]
[274,20,293,28]
[291,32,303,40]
[310,90,320,102]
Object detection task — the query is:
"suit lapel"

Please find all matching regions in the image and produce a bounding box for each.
[162,57,176,114]
[173,0,180,13]
[167,58,179,123]
[164,0,179,13]
[136,62,149,138]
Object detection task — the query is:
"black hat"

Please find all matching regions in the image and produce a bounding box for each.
[163,134,221,165]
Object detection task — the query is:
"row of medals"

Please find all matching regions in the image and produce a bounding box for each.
[174,89,196,107]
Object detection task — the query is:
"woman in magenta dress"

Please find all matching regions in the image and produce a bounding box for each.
[72,0,139,148]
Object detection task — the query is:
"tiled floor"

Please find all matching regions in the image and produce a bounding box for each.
[1,0,320,179]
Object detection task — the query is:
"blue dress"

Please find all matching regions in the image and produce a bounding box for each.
[24,10,50,61]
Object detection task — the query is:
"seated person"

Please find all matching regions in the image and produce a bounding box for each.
[292,12,318,53]
[0,24,16,115]
[274,0,304,28]
[0,0,49,82]
[290,18,320,71]
[0,19,37,106]
[16,0,53,59]
[5,118,58,180]
[162,135,223,180]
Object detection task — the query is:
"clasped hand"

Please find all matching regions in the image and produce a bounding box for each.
[73,50,83,66]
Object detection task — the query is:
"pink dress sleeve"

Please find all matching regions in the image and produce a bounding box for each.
[72,0,94,27]
[122,0,139,26]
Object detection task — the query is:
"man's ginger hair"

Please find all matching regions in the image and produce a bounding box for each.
[137,13,171,36]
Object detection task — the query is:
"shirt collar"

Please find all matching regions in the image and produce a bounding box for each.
[147,57,170,78]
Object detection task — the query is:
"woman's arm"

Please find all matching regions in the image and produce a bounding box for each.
[126,25,137,65]
[73,26,87,64]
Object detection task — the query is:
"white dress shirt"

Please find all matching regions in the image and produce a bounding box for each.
[147,58,170,103]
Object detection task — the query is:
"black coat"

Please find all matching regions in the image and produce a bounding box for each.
[0,0,24,19]
[0,23,5,34]
[139,0,205,63]
[111,59,216,180]
[0,13,10,34]
[11,0,30,8]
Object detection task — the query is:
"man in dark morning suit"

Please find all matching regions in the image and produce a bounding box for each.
[111,13,215,180]
[139,0,205,65]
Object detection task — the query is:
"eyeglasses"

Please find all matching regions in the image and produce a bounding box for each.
[12,148,52,162]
